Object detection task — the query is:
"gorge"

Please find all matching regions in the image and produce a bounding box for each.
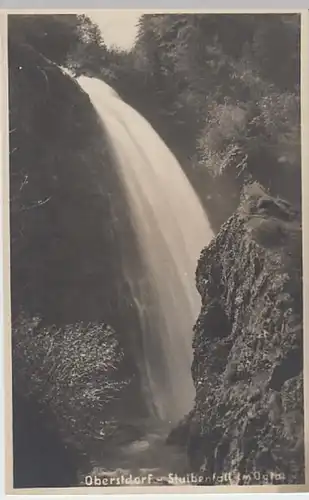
[9,20,303,488]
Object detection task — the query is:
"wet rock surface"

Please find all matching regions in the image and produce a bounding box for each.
[169,184,304,485]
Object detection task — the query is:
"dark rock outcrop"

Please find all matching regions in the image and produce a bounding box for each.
[9,41,147,487]
[169,183,303,485]
[9,40,147,391]
[9,42,137,331]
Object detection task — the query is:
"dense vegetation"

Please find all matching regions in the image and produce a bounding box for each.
[70,13,301,224]
[8,12,301,487]
[9,13,301,227]
[12,313,130,486]
[134,14,300,198]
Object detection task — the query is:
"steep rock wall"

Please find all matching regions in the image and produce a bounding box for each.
[169,184,303,485]
[9,41,147,391]
[9,42,133,327]
[9,42,147,487]
[192,185,303,484]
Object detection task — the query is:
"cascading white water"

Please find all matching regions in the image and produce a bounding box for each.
[78,76,214,423]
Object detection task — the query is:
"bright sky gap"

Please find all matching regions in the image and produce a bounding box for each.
[88,12,141,50]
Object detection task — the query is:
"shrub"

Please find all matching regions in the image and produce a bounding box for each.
[12,313,131,452]
[254,91,300,171]
[197,102,251,177]
[197,89,300,199]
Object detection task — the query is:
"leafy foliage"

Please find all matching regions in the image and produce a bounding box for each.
[12,313,130,451]
[8,14,107,68]
[66,15,108,75]
[132,14,300,200]
[10,13,300,207]
[60,13,300,219]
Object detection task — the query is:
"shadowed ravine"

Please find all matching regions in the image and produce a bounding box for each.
[77,76,214,476]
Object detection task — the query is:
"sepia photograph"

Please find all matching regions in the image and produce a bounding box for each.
[3,9,307,493]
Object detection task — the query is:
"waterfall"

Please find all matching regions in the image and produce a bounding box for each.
[77,76,214,423]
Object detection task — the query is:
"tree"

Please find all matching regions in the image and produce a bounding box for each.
[66,15,108,75]
[8,14,108,71]
[8,14,81,65]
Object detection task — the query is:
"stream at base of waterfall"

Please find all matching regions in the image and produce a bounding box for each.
[80,418,191,486]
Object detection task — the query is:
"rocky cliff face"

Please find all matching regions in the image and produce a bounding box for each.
[9,42,134,330]
[9,42,147,487]
[9,40,148,388]
[169,183,303,485]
